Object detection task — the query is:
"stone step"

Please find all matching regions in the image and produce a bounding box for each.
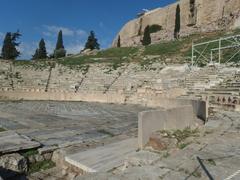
[65,138,137,173]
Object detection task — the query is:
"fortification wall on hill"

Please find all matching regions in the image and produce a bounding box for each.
[112,0,240,47]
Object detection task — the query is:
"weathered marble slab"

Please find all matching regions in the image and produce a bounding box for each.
[0,131,40,154]
[65,138,137,172]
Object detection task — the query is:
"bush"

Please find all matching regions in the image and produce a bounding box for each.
[149,24,162,34]
[54,48,66,58]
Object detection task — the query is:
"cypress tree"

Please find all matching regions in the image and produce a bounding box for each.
[174,4,181,39]
[117,35,121,48]
[1,31,21,60]
[84,31,100,50]
[54,30,66,58]
[55,30,64,50]
[38,38,47,59]
[142,26,151,46]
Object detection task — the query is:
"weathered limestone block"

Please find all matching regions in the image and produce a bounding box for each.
[123,151,160,169]
[34,154,45,162]
[0,153,27,173]
[146,133,178,151]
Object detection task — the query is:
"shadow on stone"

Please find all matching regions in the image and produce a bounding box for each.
[0,167,27,180]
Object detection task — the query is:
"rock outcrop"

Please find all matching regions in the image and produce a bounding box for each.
[0,153,27,173]
[112,0,240,47]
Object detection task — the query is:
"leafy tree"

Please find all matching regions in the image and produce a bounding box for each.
[1,31,21,60]
[142,25,151,46]
[174,4,181,39]
[38,38,47,59]
[117,35,121,48]
[54,30,66,58]
[84,31,100,50]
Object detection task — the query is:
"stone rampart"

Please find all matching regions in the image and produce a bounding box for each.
[112,0,240,47]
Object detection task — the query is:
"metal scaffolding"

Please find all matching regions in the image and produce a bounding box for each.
[191,34,240,66]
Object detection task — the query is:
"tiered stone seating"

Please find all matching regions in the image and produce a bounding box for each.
[109,63,165,93]
[0,62,13,90]
[181,65,237,99]
[49,65,85,92]
[12,67,49,91]
[79,65,121,93]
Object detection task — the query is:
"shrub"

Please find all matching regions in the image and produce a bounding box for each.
[54,48,66,59]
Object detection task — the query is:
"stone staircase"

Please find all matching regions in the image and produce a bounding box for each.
[205,71,240,114]
[45,66,53,92]
[180,65,240,115]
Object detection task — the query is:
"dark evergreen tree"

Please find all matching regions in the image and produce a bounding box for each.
[32,49,39,60]
[1,31,21,60]
[174,4,181,39]
[84,31,100,50]
[117,35,121,48]
[38,39,47,59]
[142,26,151,46]
[1,33,13,60]
[54,30,66,58]
[55,30,64,50]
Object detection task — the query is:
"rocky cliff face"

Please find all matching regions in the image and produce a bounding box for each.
[112,0,240,47]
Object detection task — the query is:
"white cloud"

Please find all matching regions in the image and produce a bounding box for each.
[0,32,4,41]
[66,43,84,54]
[45,40,55,55]
[18,42,37,59]
[43,25,74,36]
[42,31,52,37]
[76,29,87,37]
[42,25,87,38]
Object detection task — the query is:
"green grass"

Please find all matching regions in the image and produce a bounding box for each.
[0,127,6,132]
[178,142,191,149]
[57,47,139,70]
[172,128,199,142]
[59,55,128,70]
[20,149,38,158]
[144,39,188,56]
[206,159,216,166]
[159,128,199,149]
[28,160,55,174]
[144,29,240,65]
[95,47,139,58]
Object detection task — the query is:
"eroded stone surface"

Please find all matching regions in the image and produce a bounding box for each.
[65,138,138,173]
[0,153,27,173]
[0,101,149,148]
[75,111,240,180]
[0,131,40,154]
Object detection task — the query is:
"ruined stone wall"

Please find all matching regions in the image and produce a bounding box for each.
[112,0,240,47]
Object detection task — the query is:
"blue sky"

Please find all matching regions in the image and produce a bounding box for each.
[0,0,176,59]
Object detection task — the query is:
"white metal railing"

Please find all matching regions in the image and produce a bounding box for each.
[191,34,240,66]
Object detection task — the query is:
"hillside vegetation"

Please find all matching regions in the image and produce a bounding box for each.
[14,28,240,69]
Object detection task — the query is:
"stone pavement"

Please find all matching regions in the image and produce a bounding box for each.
[0,131,40,154]
[75,111,240,180]
[0,101,149,148]
[65,138,138,173]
